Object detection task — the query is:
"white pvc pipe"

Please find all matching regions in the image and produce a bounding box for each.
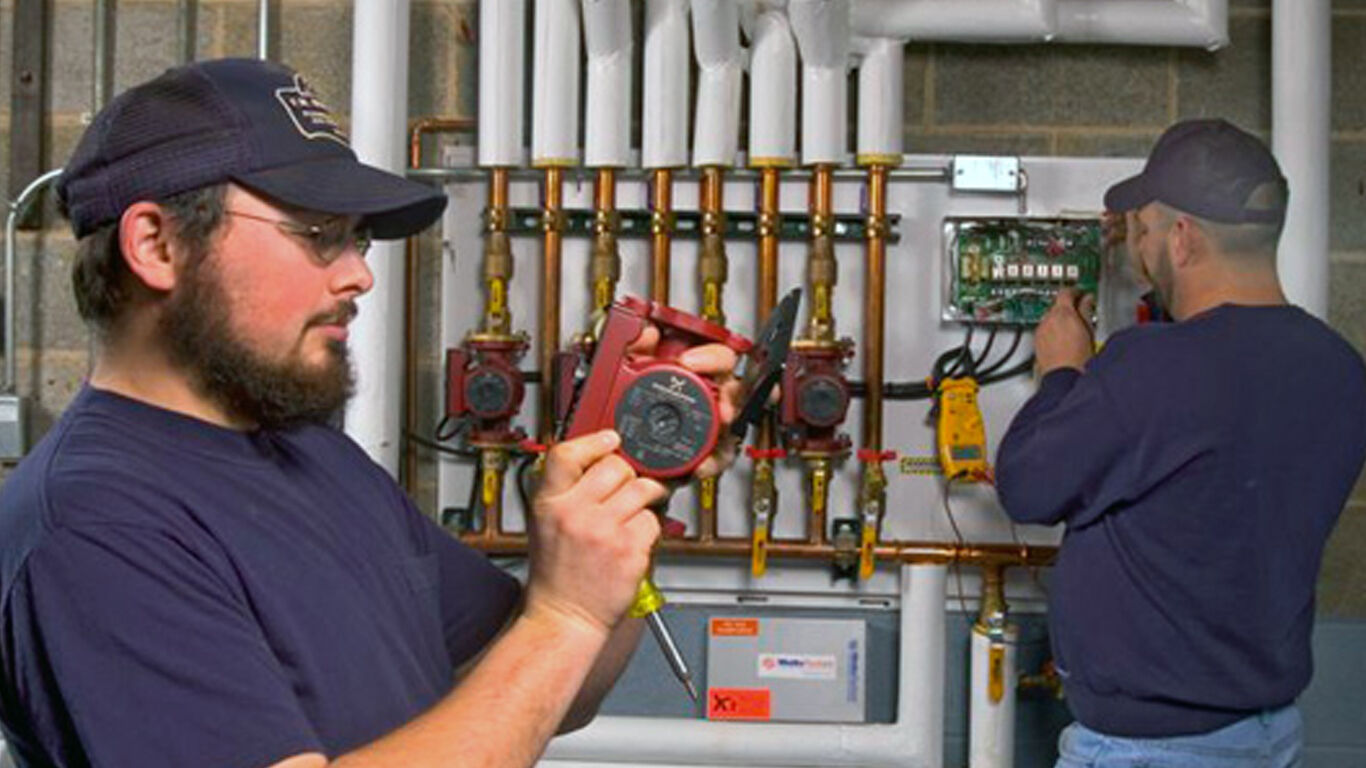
[748,7,798,168]
[532,0,582,166]
[479,0,526,167]
[690,0,743,168]
[583,0,633,168]
[790,0,851,166]
[1273,0,1330,318]
[847,0,1227,50]
[643,0,691,169]
[542,564,946,768]
[856,37,904,167]
[968,626,1019,768]
[344,0,410,473]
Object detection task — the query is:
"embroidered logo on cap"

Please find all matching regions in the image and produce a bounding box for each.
[275,74,348,146]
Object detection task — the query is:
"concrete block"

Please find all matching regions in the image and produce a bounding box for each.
[1048,45,1168,127]
[114,2,182,95]
[13,230,88,351]
[1330,142,1366,251]
[279,4,354,115]
[1054,132,1159,158]
[450,2,478,118]
[905,129,1050,157]
[933,44,1053,126]
[408,2,457,119]
[49,2,95,115]
[15,347,90,445]
[901,44,930,129]
[1333,16,1366,131]
[1329,257,1366,360]
[1317,503,1366,618]
[1177,15,1271,132]
[1,4,12,120]
[216,3,262,60]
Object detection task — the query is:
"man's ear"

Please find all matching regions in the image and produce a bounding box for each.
[1168,215,1201,270]
[118,202,180,293]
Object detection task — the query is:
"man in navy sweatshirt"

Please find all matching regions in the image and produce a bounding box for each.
[996,119,1366,765]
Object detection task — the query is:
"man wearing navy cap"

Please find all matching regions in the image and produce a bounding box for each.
[996,119,1366,764]
[0,59,740,767]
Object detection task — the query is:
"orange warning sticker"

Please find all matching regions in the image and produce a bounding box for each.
[710,618,759,637]
[707,687,771,721]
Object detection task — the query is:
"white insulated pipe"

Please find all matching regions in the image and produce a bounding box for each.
[690,0,744,168]
[583,0,634,167]
[748,7,798,168]
[344,0,411,473]
[790,0,851,166]
[856,37,904,167]
[968,626,1019,768]
[479,0,526,167]
[1273,0,1330,319]
[543,564,947,768]
[532,0,582,166]
[643,0,691,169]
[847,0,1228,50]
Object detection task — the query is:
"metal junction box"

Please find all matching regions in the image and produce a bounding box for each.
[705,616,866,723]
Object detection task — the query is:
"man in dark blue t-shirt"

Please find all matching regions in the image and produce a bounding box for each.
[0,59,742,768]
[997,119,1366,764]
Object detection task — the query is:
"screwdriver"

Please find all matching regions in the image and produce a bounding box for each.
[631,575,698,701]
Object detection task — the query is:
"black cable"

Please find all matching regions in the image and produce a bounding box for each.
[978,327,1024,378]
[515,452,537,514]
[972,327,998,373]
[978,354,1035,387]
[943,325,975,379]
[403,430,481,460]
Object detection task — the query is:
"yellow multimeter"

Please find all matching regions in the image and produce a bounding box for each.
[936,377,990,482]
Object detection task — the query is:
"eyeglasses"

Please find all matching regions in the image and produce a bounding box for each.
[224,210,372,263]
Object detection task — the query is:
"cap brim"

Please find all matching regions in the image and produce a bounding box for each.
[234,157,448,239]
[1103,172,1153,213]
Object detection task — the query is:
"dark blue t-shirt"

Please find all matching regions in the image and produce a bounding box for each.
[0,387,521,767]
[998,304,1366,737]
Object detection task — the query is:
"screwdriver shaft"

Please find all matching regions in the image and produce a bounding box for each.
[646,611,698,701]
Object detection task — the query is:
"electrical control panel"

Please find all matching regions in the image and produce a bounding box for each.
[942,216,1103,325]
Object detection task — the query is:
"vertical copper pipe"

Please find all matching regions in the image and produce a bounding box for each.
[864,165,888,449]
[756,167,781,452]
[650,169,673,304]
[539,167,564,443]
[591,168,619,318]
[807,165,837,341]
[697,166,727,541]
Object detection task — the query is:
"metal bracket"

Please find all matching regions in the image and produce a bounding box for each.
[504,207,901,244]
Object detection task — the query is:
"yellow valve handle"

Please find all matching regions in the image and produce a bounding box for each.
[989,643,1006,703]
[628,576,667,618]
[481,464,502,511]
[859,522,877,580]
[751,524,770,577]
[699,476,718,514]
[811,465,828,517]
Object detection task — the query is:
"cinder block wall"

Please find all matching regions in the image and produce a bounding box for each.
[1,0,1363,616]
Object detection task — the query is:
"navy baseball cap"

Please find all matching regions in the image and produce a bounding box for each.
[1104,118,1287,225]
[57,58,447,239]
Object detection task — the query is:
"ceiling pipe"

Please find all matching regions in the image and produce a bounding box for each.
[345,0,411,472]
[690,0,744,168]
[856,38,903,168]
[848,0,1228,50]
[643,0,691,170]
[748,4,798,168]
[1272,0,1330,318]
[544,564,946,768]
[583,0,633,168]
[533,0,582,166]
[479,0,526,168]
[790,0,851,165]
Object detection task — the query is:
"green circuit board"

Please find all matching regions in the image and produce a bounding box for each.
[942,217,1103,325]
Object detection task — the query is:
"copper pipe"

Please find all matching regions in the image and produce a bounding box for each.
[806,165,837,342]
[483,168,514,335]
[650,169,674,304]
[539,167,565,443]
[757,168,781,329]
[459,530,1056,569]
[698,166,727,325]
[863,165,889,451]
[409,117,477,168]
[590,168,620,319]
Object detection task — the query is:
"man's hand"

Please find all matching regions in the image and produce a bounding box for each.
[524,430,668,638]
[626,325,744,478]
[1035,287,1096,376]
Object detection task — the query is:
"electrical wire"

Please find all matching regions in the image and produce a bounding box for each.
[977,327,1024,378]
[403,430,480,460]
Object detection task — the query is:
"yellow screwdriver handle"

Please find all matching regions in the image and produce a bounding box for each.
[628,576,667,618]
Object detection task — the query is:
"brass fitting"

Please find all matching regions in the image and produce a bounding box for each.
[857,462,887,580]
[481,231,514,334]
[699,231,728,325]
[750,458,777,576]
[807,457,832,544]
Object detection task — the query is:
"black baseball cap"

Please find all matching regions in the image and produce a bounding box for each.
[1104,118,1287,225]
[57,58,447,239]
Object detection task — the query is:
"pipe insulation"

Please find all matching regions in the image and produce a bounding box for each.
[344,0,411,473]
[848,0,1228,50]
[790,0,851,166]
[690,0,744,167]
[1272,0,1330,318]
[544,564,946,767]
[968,627,1019,768]
[643,0,691,169]
[583,0,634,167]
[479,0,526,167]
[532,0,582,166]
[856,37,904,167]
[748,7,798,168]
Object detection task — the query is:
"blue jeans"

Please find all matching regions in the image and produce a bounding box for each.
[1055,705,1302,768]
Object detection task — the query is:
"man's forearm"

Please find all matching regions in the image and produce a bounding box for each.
[559,617,645,732]
[332,610,610,768]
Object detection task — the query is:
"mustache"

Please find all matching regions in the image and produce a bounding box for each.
[309,301,358,328]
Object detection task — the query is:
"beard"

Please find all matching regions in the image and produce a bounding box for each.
[160,256,355,430]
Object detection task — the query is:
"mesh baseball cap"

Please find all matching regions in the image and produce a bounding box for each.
[57,58,447,239]
[1104,118,1287,225]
